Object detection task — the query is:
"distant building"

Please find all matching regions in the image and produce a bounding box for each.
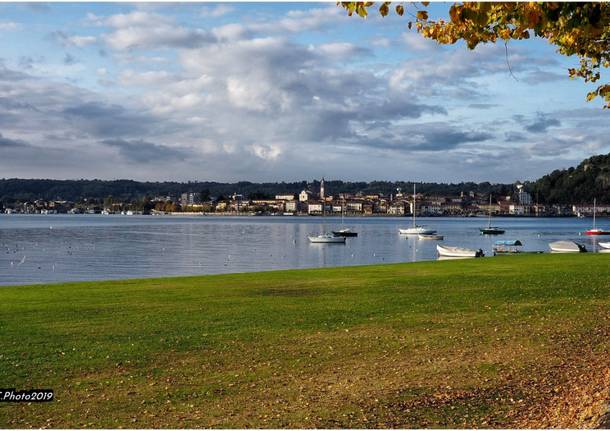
[180,192,201,207]
[299,190,312,202]
[284,201,298,212]
[516,184,532,205]
[275,194,295,201]
[307,203,323,214]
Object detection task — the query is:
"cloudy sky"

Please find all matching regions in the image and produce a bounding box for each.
[0,2,608,182]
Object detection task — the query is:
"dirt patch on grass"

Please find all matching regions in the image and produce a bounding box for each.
[256,287,323,297]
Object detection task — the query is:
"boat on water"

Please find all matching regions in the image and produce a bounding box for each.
[493,240,523,254]
[333,198,358,237]
[599,242,610,249]
[437,244,484,258]
[418,233,444,240]
[308,234,346,244]
[584,198,610,235]
[548,240,587,253]
[399,184,436,235]
[332,228,358,237]
[480,195,505,235]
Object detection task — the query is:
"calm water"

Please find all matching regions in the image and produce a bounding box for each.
[1,214,607,285]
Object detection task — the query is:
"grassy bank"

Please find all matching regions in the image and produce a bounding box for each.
[1,254,609,428]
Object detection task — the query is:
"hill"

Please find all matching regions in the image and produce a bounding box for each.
[530,153,610,204]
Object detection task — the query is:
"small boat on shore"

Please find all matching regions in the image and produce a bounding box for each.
[493,240,523,254]
[418,233,444,240]
[437,244,484,258]
[308,234,346,244]
[548,240,587,253]
[332,228,358,237]
[599,242,610,249]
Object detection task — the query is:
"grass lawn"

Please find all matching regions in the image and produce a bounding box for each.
[0,254,609,428]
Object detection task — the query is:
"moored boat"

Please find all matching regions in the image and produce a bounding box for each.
[480,227,505,235]
[308,234,346,244]
[548,240,587,253]
[418,233,444,240]
[332,228,358,237]
[399,184,436,235]
[400,226,437,235]
[480,194,504,235]
[599,242,610,249]
[584,198,610,235]
[437,244,484,258]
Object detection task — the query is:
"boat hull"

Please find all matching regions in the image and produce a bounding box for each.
[399,227,436,235]
[437,244,484,258]
[585,229,610,235]
[308,235,346,244]
[418,234,443,240]
[480,228,505,235]
[599,242,610,249]
[332,231,358,237]
[548,241,587,253]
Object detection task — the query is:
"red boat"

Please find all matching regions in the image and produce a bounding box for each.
[584,198,610,235]
[585,228,610,235]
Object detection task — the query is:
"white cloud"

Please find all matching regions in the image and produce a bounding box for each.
[97,11,214,50]
[201,5,234,18]
[0,21,21,31]
[69,35,97,47]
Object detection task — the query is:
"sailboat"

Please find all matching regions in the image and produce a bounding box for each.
[399,184,436,235]
[333,196,358,237]
[584,198,610,235]
[480,194,505,235]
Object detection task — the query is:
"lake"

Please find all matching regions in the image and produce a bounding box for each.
[1,214,607,285]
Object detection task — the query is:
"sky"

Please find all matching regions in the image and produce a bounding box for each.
[0,2,608,183]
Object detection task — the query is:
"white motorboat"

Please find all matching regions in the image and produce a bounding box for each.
[308,234,346,244]
[399,184,436,235]
[598,242,610,249]
[436,244,484,258]
[548,240,587,253]
[418,233,444,240]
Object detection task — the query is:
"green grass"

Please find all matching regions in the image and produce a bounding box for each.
[0,254,609,428]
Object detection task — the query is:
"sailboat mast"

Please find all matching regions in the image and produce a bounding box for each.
[488,194,492,228]
[412,183,416,228]
[593,198,597,229]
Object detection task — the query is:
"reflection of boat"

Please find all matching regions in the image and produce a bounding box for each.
[493,240,522,254]
[549,240,587,253]
[480,195,504,235]
[399,184,436,235]
[437,244,484,258]
[332,228,358,237]
[418,233,444,240]
[584,199,610,235]
[308,234,346,244]
[599,242,610,249]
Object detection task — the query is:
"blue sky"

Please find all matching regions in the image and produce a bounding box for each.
[0,2,608,182]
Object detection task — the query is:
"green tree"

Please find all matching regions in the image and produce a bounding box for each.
[340,2,610,108]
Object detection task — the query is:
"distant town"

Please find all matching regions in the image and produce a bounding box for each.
[2,177,607,218]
